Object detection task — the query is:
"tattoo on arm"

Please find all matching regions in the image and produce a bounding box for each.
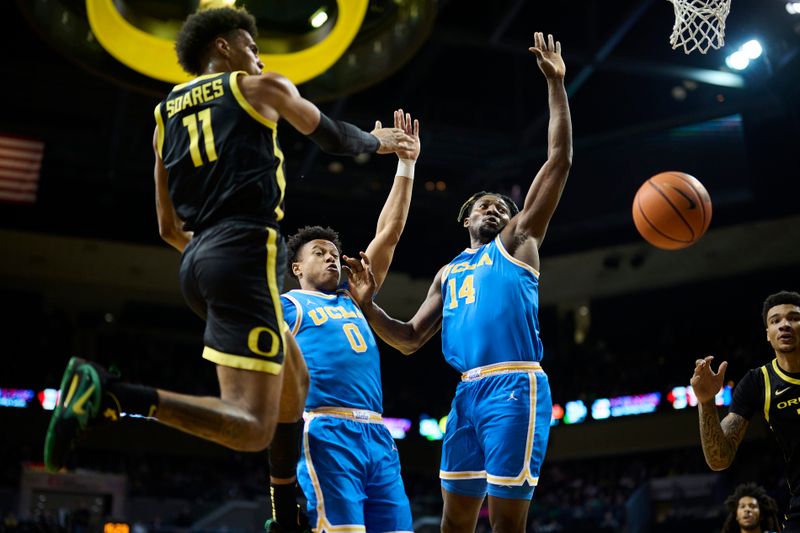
[699,406,748,470]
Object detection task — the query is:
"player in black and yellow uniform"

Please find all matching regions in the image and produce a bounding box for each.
[692,290,800,532]
[45,4,414,491]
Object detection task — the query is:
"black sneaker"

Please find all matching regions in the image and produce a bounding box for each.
[44,357,116,472]
[264,516,310,533]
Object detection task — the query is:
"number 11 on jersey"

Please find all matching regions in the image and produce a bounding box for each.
[182,108,217,167]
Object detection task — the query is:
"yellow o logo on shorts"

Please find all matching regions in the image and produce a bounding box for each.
[247,327,280,357]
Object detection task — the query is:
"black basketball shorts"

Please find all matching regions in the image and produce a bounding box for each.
[179,221,287,375]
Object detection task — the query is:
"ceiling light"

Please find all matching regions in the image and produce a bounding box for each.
[725,50,750,70]
[310,8,329,29]
[787,2,800,14]
[741,39,763,59]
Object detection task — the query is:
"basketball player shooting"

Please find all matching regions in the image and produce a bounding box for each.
[345,32,572,533]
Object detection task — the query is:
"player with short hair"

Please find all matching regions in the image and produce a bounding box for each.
[693,290,800,532]
[345,32,572,533]
[276,110,419,533]
[44,6,414,472]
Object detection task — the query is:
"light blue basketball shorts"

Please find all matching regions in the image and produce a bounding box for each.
[297,408,413,533]
[440,362,552,500]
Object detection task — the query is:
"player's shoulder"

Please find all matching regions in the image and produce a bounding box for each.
[243,71,297,96]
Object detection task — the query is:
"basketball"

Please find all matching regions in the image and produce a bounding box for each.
[632,171,712,250]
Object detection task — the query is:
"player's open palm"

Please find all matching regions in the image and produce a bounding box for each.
[690,355,728,404]
[529,32,565,80]
[371,124,415,155]
[343,252,377,307]
[391,108,420,162]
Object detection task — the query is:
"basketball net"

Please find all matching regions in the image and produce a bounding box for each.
[667,0,731,54]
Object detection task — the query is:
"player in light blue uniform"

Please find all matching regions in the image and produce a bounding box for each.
[345,33,572,533]
[279,110,420,533]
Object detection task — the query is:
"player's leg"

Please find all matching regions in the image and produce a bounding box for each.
[441,490,484,533]
[297,416,369,531]
[486,497,530,533]
[439,382,487,533]
[44,224,293,469]
[362,423,413,533]
[266,334,309,533]
[158,223,289,450]
[44,355,283,471]
[478,370,552,533]
[156,364,282,450]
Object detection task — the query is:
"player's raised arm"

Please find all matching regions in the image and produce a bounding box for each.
[152,126,192,252]
[361,109,420,292]
[239,73,415,156]
[502,32,572,252]
[691,356,749,470]
[344,254,443,355]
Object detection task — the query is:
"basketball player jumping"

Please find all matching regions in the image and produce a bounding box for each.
[44,6,414,472]
[345,32,572,533]
[275,109,419,533]
[692,291,800,532]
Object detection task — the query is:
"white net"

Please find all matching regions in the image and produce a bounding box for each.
[667,0,731,54]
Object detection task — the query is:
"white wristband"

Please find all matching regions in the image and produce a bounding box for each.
[396,159,415,180]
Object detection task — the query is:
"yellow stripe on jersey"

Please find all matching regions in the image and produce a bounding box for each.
[271,126,287,221]
[762,365,771,423]
[229,71,278,129]
[153,103,165,158]
[772,358,800,385]
[228,71,285,220]
[495,235,540,278]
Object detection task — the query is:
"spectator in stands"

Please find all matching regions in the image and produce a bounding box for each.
[721,482,781,533]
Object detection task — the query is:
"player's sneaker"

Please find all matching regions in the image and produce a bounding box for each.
[44,357,117,472]
[264,514,310,533]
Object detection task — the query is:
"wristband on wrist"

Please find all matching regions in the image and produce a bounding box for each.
[396,159,415,180]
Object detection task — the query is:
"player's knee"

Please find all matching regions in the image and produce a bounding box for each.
[489,512,526,533]
[244,418,277,451]
[441,511,473,533]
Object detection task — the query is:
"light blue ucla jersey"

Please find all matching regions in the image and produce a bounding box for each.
[441,235,543,372]
[282,289,382,412]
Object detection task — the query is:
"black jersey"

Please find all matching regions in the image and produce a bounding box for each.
[154,71,286,232]
[731,358,800,515]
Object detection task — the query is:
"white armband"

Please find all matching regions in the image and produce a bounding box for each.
[396,159,415,180]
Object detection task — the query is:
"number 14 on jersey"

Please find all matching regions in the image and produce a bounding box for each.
[447,274,475,309]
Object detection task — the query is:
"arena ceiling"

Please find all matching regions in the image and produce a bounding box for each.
[1,0,799,277]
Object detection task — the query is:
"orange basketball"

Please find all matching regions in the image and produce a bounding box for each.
[632,171,712,250]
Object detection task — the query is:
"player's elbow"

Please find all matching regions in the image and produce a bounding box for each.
[399,335,424,355]
[706,460,731,472]
[549,149,572,171]
[399,344,417,356]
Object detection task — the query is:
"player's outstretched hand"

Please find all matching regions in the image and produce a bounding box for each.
[371,119,416,155]
[391,108,420,162]
[343,251,377,306]
[528,32,565,80]
[690,355,728,404]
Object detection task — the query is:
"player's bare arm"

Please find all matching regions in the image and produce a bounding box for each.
[152,127,192,253]
[692,355,749,470]
[362,109,420,291]
[500,32,572,270]
[238,73,415,155]
[345,256,443,355]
